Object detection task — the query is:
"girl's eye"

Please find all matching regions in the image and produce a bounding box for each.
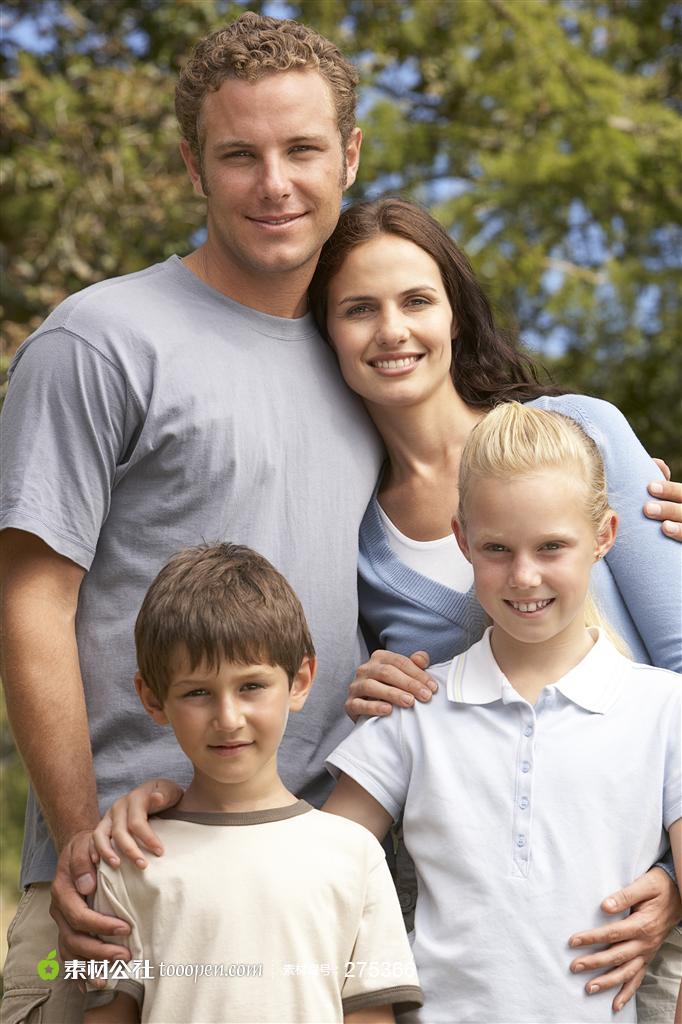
[541,542,563,551]
[484,544,508,553]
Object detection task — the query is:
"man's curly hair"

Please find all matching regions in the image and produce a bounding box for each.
[175,12,359,160]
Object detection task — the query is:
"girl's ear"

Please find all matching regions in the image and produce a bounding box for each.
[595,510,618,561]
[135,672,170,725]
[452,517,472,562]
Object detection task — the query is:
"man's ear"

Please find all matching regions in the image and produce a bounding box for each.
[595,511,618,561]
[289,656,316,712]
[343,127,362,190]
[179,140,207,198]
[135,672,170,725]
[452,517,472,562]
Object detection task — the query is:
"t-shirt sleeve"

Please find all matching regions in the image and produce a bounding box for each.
[341,837,422,1016]
[663,688,682,831]
[84,865,146,1012]
[0,329,136,569]
[326,711,410,823]
[535,395,682,672]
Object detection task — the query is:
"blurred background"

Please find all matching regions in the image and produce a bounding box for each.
[1,0,681,959]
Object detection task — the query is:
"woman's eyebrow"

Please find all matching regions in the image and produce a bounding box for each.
[337,285,439,305]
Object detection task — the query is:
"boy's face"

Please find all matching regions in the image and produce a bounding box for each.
[137,651,314,810]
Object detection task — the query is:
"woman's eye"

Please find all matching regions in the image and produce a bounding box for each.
[406,297,429,308]
[346,304,371,317]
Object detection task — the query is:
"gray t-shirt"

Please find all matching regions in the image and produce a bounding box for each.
[1,256,383,886]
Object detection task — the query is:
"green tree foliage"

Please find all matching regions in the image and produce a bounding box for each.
[2,0,680,459]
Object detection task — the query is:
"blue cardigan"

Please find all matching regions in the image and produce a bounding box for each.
[358,394,682,672]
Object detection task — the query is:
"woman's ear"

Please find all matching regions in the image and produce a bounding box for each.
[452,517,472,562]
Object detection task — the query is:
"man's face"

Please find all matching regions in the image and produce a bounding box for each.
[181,70,361,287]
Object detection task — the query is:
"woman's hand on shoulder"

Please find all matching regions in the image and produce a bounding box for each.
[92,778,184,869]
[645,459,682,541]
[345,650,437,722]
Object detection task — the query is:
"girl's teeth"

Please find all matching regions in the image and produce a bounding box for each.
[510,599,552,612]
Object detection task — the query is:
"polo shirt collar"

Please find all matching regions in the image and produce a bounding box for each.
[446,627,626,714]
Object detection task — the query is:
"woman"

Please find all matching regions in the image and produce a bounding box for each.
[309,198,681,677]
[308,198,682,1018]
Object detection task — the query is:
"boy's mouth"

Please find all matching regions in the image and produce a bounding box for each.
[504,598,555,614]
[208,741,254,756]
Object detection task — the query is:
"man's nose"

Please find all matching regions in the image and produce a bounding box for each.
[260,155,291,200]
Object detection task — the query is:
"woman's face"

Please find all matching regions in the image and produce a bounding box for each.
[325,233,457,409]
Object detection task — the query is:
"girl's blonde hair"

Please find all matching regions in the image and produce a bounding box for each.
[458,402,630,657]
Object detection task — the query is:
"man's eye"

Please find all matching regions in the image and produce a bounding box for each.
[223,151,253,160]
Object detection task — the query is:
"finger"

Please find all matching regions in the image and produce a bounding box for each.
[600,873,665,915]
[662,520,682,540]
[570,939,645,975]
[352,667,435,703]
[52,905,131,965]
[88,833,101,867]
[408,650,433,673]
[109,788,172,863]
[365,650,436,689]
[652,458,671,481]
[581,955,646,997]
[67,831,97,895]
[346,696,394,721]
[51,873,130,937]
[644,498,682,525]
[612,964,647,1013]
[93,812,120,867]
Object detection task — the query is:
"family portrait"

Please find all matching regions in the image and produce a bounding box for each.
[1,2,681,1022]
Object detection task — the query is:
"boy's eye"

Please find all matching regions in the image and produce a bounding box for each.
[483,543,508,553]
[241,682,266,692]
[182,688,209,698]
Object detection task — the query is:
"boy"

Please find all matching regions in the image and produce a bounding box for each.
[84,543,421,1023]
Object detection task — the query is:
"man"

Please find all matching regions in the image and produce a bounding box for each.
[1,11,680,1023]
[0,14,382,1020]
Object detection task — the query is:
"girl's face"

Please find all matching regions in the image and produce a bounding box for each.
[453,467,617,650]
[325,234,457,409]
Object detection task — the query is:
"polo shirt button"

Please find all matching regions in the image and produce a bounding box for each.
[523,725,533,737]
[517,835,526,847]
[519,797,529,809]
[521,761,530,773]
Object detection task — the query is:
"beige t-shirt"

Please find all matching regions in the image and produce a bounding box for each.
[87,802,422,1022]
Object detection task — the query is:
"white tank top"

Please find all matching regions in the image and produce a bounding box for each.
[377,502,474,592]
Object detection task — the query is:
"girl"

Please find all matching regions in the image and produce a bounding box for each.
[323,402,682,1024]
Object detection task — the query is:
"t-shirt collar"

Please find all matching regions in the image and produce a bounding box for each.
[446,626,626,714]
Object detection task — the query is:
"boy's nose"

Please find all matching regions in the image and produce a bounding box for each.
[213,699,245,732]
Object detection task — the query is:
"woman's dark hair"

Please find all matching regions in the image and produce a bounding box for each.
[309,198,561,409]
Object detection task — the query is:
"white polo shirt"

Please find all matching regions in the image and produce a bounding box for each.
[326,629,682,1024]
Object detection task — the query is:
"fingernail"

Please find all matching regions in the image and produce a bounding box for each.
[645,502,661,516]
[588,984,600,994]
[113,926,129,934]
[419,688,432,701]
[604,897,617,910]
[76,873,94,894]
[569,938,581,948]
[107,856,120,867]
[649,481,663,495]
[664,521,680,536]
[428,678,438,692]
[135,858,147,868]
[573,962,585,973]
[401,694,414,706]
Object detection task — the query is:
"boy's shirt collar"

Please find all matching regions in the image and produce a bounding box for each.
[154,799,312,827]
[444,627,627,715]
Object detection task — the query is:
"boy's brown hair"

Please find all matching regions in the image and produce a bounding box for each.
[175,11,359,161]
[135,543,315,701]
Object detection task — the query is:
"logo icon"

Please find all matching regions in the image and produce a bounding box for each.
[36,948,59,981]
